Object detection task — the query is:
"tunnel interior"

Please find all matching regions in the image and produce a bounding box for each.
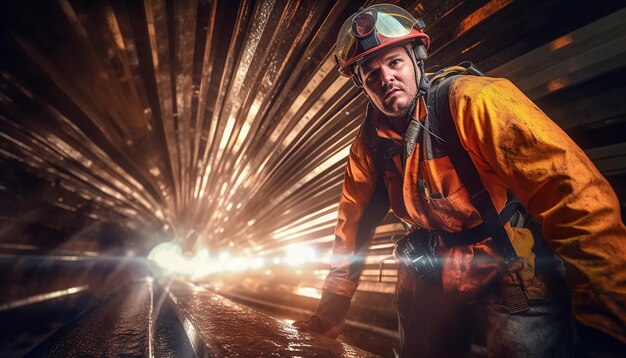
[1,0,625,356]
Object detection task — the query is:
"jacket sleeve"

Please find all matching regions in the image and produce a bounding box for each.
[322,125,390,298]
[450,76,626,342]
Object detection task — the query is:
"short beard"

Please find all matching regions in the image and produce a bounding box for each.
[382,97,413,120]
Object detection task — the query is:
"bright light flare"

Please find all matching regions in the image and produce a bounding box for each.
[147,242,267,279]
[227,257,248,272]
[295,286,322,299]
[197,249,209,259]
[147,242,186,272]
[250,257,264,269]
[147,240,328,279]
[284,244,316,266]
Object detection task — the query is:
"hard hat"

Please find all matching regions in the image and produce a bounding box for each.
[335,3,430,77]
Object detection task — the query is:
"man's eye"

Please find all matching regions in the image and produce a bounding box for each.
[366,71,377,81]
[390,59,401,66]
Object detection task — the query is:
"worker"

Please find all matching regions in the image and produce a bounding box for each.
[293,3,626,357]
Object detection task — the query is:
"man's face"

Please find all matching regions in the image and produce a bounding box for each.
[359,46,418,120]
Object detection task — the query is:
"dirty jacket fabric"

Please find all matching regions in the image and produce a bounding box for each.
[323,75,626,342]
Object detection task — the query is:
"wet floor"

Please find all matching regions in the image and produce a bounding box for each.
[165,280,379,357]
[0,256,377,357]
[222,290,398,358]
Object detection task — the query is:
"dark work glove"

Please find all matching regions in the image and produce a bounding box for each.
[292,291,352,339]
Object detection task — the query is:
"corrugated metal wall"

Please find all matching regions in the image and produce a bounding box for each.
[1,0,625,303]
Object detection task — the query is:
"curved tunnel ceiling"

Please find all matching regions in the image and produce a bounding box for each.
[1,0,625,258]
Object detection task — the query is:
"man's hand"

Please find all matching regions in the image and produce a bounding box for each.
[292,315,345,339]
[292,291,351,339]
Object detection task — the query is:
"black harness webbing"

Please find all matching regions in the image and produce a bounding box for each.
[437,199,524,248]
[362,70,524,266]
[363,104,400,174]
[428,75,520,266]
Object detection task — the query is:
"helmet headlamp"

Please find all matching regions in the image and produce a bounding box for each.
[335,4,430,77]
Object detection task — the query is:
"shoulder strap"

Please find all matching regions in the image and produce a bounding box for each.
[362,104,399,174]
[428,76,520,266]
[361,105,386,173]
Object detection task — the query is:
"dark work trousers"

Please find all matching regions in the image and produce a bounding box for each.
[395,266,575,357]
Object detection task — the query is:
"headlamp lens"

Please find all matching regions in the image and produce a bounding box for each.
[352,11,376,38]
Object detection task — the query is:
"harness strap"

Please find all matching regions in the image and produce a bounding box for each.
[403,119,422,161]
[362,104,386,173]
[429,75,520,266]
[437,199,523,247]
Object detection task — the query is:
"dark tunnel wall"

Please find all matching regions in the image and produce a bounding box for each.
[1,0,626,354]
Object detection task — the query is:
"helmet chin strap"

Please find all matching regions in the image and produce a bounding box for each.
[408,44,428,93]
[405,44,428,123]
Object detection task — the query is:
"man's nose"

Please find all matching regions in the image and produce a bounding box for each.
[380,66,394,89]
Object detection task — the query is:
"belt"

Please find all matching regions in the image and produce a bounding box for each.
[436,199,524,248]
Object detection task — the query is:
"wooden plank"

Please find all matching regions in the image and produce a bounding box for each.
[586,142,626,177]
[430,0,622,67]
[489,8,626,79]
[537,68,626,130]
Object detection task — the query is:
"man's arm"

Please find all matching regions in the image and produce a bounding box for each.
[294,124,389,338]
[451,76,626,343]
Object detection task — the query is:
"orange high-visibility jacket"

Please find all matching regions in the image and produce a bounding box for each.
[324,75,626,342]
